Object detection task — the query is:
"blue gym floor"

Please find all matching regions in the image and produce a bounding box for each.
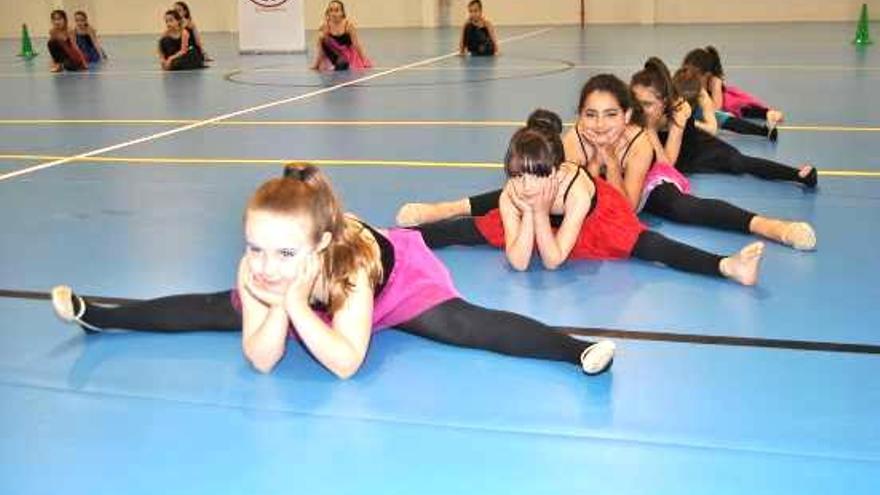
[1,23,879,494]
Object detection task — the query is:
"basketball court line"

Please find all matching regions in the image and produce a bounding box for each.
[1,62,878,79]
[1,119,878,133]
[0,28,553,183]
[4,288,878,355]
[1,153,879,176]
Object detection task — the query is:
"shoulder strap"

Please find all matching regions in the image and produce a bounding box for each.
[562,167,583,204]
[620,128,645,165]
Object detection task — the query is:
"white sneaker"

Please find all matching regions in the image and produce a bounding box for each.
[51,285,101,332]
[580,340,615,375]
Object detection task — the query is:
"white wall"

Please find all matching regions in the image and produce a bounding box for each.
[3,0,879,38]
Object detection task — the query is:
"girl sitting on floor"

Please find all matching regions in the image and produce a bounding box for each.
[173,1,211,62]
[310,1,372,71]
[631,57,816,187]
[73,11,108,65]
[683,46,784,131]
[459,0,500,57]
[158,9,206,71]
[47,10,87,72]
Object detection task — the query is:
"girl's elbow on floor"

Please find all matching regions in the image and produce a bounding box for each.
[244,346,282,374]
[329,356,364,380]
[508,259,530,272]
[541,258,564,271]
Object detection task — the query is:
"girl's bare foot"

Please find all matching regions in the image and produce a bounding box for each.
[396,203,428,226]
[720,242,764,286]
[750,217,817,250]
[766,109,785,126]
[395,199,470,227]
[781,222,817,250]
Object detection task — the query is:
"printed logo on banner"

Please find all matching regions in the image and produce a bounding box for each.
[248,0,290,7]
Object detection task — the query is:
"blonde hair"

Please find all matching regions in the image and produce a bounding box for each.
[246,163,382,313]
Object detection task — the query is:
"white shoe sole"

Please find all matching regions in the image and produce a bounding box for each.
[581,340,616,375]
[50,285,101,332]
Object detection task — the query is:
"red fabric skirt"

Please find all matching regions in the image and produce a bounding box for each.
[474,178,646,261]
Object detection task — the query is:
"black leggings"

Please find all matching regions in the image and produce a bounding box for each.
[643,183,755,233]
[469,189,503,216]
[83,291,241,332]
[416,218,723,278]
[320,39,350,70]
[400,298,585,363]
[740,105,769,120]
[76,292,588,365]
[721,115,770,137]
[681,135,806,184]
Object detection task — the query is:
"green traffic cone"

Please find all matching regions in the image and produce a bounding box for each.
[854,3,873,46]
[18,24,38,59]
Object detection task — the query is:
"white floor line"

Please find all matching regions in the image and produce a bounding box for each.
[0,28,552,183]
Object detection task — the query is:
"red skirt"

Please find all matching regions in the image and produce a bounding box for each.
[474,177,645,261]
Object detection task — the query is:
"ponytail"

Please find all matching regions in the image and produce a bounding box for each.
[705,45,724,78]
[673,66,702,110]
[526,108,563,135]
[631,57,680,119]
[505,110,565,178]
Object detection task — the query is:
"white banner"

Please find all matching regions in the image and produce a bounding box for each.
[238,0,306,53]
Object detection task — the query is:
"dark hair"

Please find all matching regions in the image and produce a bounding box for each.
[705,47,724,77]
[326,1,347,18]
[174,2,192,20]
[505,110,565,178]
[283,162,320,181]
[526,109,565,162]
[673,66,702,109]
[631,57,679,118]
[683,46,724,78]
[165,9,183,23]
[50,10,68,24]
[526,108,563,135]
[468,0,483,9]
[578,73,644,126]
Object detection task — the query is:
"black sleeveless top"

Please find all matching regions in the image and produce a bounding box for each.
[576,127,652,175]
[330,32,352,46]
[309,221,394,312]
[327,22,352,46]
[357,221,394,295]
[548,167,598,227]
[657,117,712,164]
[159,28,199,57]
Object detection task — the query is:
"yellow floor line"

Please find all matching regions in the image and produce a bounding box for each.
[1,63,878,79]
[5,153,880,175]
[0,154,502,169]
[816,170,880,177]
[777,125,880,133]
[2,119,880,132]
[0,119,523,127]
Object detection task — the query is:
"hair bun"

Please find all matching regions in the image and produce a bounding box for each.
[283,162,319,181]
[526,109,563,135]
